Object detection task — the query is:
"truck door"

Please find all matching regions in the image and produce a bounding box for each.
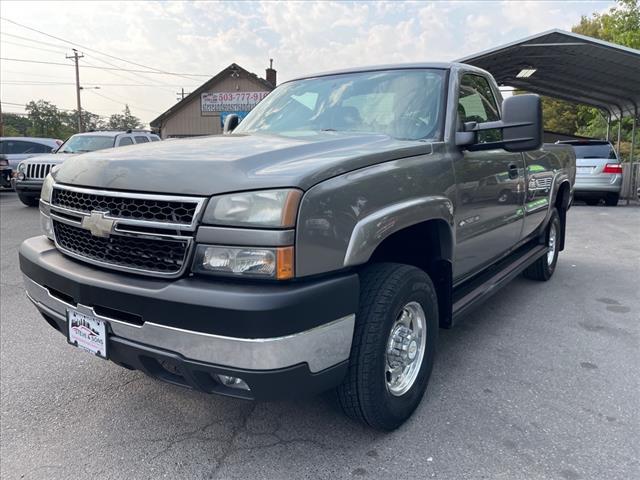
[452,74,525,281]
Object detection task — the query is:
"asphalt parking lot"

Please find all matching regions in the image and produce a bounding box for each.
[1,190,638,480]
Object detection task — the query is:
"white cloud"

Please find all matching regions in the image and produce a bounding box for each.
[0,0,615,125]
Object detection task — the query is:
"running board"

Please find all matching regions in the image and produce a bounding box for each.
[452,244,548,323]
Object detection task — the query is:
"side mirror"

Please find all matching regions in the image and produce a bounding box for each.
[501,94,542,152]
[223,114,239,134]
[456,94,543,153]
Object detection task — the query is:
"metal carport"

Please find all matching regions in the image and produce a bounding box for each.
[457,29,640,202]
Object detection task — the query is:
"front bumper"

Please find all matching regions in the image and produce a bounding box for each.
[19,236,359,399]
[14,179,44,195]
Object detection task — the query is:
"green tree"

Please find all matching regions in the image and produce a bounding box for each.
[540,0,639,160]
[25,100,68,139]
[2,113,32,136]
[105,105,143,130]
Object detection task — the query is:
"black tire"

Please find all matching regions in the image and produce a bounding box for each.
[336,263,438,431]
[523,208,561,281]
[17,193,39,207]
[585,198,599,206]
[604,193,619,207]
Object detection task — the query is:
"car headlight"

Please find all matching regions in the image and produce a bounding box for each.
[203,189,302,228]
[193,245,294,280]
[18,162,26,173]
[40,174,55,203]
[39,175,55,241]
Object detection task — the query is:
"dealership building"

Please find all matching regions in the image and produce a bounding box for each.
[150,62,276,138]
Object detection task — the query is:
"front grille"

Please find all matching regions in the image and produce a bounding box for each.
[52,188,198,224]
[53,221,189,275]
[27,163,53,179]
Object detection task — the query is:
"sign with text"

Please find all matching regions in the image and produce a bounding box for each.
[201,91,269,113]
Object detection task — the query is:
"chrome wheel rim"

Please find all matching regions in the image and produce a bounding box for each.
[547,223,557,265]
[385,301,426,396]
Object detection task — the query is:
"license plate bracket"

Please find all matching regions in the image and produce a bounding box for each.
[67,309,108,359]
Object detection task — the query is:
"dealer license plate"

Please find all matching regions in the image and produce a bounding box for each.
[67,309,108,359]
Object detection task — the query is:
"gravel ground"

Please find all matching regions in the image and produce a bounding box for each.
[1,190,638,480]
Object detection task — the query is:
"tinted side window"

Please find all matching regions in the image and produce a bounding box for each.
[458,74,501,143]
[118,137,133,146]
[458,75,500,123]
[134,136,149,143]
[150,135,160,142]
[4,140,48,154]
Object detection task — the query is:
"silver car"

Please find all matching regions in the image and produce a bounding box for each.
[559,140,622,206]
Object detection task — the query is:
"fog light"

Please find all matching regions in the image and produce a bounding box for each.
[216,374,250,391]
[17,172,25,181]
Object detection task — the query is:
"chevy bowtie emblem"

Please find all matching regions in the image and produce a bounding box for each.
[81,211,115,238]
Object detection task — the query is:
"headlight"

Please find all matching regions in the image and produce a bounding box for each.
[40,174,55,203]
[193,245,294,280]
[203,189,302,228]
[18,162,26,173]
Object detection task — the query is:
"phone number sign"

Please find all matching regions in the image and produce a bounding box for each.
[201,91,269,113]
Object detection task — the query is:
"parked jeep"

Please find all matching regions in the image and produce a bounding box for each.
[13,130,160,206]
[19,63,575,430]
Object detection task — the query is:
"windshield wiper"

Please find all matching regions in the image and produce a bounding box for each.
[320,128,337,132]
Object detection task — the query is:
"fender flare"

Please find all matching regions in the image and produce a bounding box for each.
[343,196,455,267]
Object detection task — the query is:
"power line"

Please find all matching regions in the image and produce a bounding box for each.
[1,57,208,77]
[1,17,213,79]
[2,81,190,87]
[1,31,70,51]
[1,39,70,55]
[82,57,179,94]
[86,90,161,114]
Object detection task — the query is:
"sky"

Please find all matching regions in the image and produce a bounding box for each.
[0,0,615,126]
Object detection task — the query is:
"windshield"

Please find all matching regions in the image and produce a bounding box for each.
[235,69,447,141]
[566,142,617,160]
[58,135,115,154]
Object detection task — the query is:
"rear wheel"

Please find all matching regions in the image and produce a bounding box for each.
[17,193,39,207]
[336,263,438,431]
[604,193,619,206]
[523,208,561,281]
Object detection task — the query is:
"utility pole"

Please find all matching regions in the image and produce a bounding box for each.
[67,49,84,132]
[176,88,191,101]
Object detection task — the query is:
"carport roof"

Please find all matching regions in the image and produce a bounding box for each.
[456,29,640,119]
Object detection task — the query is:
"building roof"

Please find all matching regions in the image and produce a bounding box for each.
[150,63,274,128]
[456,29,640,119]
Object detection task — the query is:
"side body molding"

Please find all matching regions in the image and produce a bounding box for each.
[343,196,454,267]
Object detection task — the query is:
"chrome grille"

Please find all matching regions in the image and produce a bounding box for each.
[52,187,199,225]
[26,163,54,179]
[53,221,189,275]
[48,184,206,277]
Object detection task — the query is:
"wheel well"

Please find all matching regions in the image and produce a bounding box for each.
[555,182,570,251]
[368,219,454,328]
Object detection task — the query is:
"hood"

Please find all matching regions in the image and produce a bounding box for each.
[21,153,71,164]
[52,132,430,195]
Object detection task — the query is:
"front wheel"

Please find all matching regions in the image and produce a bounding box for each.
[523,208,561,281]
[17,193,39,207]
[336,263,438,431]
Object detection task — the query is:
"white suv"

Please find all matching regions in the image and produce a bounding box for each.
[14,130,160,206]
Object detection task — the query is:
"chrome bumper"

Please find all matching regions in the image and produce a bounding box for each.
[24,275,355,373]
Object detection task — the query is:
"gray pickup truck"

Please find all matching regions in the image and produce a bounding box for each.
[19,63,575,430]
